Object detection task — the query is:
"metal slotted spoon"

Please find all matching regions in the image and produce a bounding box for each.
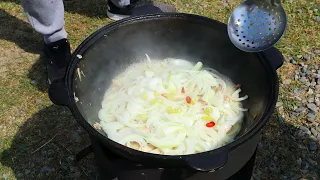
[227,0,287,52]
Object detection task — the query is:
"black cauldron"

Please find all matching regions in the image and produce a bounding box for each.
[49,13,283,180]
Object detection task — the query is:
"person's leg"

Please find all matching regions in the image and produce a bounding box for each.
[107,0,176,21]
[21,0,71,84]
[21,0,67,44]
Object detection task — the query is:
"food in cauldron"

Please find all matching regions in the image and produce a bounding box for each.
[97,55,248,155]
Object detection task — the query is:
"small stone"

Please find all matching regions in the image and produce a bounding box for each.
[300,126,311,134]
[314,16,320,22]
[308,88,314,94]
[311,128,318,136]
[40,166,53,173]
[302,100,307,104]
[308,98,315,103]
[306,82,311,87]
[316,85,320,90]
[315,9,319,13]
[303,56,310,61]
[307,103,318,112]
[295,107,304,113]
[269,163,277,172]
[307,113,316,122]
[314,49,320,55]
[301,66,308,73]
[301,161,309,170]
[310,82,317,86]
[297,9,303,13]
[290,59,297,64]
[317,134,320,141]
[31,80,37,85]
[35,98,41,104]
[2,174,7,179]
[307,158,318,166]
[297,158,302,166]
[297,55,303,59]
[294,88,301,94]
[309,141,317,151]
[285,56,294,62]
[300,77,308,83]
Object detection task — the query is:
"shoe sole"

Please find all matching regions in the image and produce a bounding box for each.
[107,10,130,21]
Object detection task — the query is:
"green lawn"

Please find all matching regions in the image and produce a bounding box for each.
[0,0,319,179]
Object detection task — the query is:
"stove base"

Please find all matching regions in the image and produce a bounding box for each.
[85,138,256,180]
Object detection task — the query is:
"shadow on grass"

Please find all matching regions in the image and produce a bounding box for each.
[1,106,319,179]
[27,54,50,92]
[0,9,42,54]
[0,105,98,179]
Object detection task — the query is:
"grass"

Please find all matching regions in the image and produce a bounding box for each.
[0,0,319,179]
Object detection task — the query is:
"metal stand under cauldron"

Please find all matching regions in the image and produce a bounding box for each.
[76,136,257,180]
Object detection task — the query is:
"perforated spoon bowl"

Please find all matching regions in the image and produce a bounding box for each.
[227,0,287,52]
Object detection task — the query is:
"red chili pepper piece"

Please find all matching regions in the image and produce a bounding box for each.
[181,87,185,93]
[206,121,215,128]
[186,96,191,104]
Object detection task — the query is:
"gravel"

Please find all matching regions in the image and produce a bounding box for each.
[309,142,317,151]
[307,158,318,167]
[313,16,320,22]
[311,128,318,136]
[307,113,316,122]
[300,126,311,135]
[301,161,309,170]
[40,166,53,174]
[307,103,318,112]
[303,56,310,61]
[300,77,308,83]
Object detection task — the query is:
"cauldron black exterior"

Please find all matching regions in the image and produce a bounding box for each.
[49,13,283,179]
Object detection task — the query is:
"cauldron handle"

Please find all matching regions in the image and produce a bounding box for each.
[261,47,284,71]
[184,151,228,172]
